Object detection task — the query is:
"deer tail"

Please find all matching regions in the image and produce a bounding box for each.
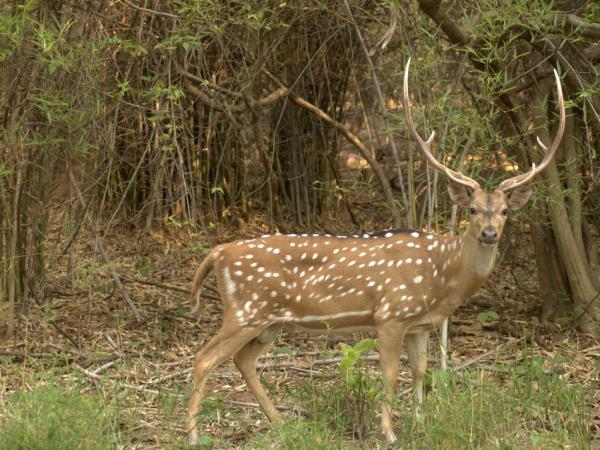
[190,249,218,314]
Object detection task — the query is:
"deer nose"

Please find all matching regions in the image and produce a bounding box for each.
[480,226,498,244]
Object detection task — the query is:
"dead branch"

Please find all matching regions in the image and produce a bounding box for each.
[123,275,191,294]
[96,237,141,322]
[262,69,403,225]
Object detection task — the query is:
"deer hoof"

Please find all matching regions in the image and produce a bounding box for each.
[386,430,398,443]
[188,429,198,446]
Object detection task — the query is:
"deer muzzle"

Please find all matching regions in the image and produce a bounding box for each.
[479,226,498,245]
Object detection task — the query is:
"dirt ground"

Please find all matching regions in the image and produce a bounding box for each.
[1,223,598,448]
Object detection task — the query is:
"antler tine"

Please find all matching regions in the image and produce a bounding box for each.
[403,58,481,191]
[499,69,566,192]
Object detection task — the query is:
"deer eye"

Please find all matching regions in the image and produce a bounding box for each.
[502,208,509,216]
[469,207,477,215]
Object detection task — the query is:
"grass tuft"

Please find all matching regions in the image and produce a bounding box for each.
[0,386,121,450]
[245,418,348,450]
[396,361,591,449]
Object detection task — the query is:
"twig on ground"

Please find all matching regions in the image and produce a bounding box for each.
[91,359,120,376]
[453,337,523,371]
[286,366,329,377]
[257,353,456,369]
[146,367,192,385]
[123,275,191,294]
[227,399,308,416]
[74,363,161,395]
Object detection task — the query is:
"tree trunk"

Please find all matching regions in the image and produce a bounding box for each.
[531,224,570,323]
[532,81,600,334]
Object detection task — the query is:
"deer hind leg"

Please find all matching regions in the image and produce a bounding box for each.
[187,324,267,446]
[376,320,407,443]
[405,331,429,421]
[233,324,283,423]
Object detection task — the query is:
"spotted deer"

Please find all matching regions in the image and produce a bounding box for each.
[187,60,565,444]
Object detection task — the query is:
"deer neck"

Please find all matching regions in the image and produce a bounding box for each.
[416,231,497,319]
[457,232,498,283]
[434,232,498,312]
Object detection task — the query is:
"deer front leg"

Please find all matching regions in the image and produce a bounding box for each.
[405,331,429,421]
[188,325,266,446]
[376,321,406,443]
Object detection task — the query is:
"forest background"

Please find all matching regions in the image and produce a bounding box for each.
[0,1,599,448]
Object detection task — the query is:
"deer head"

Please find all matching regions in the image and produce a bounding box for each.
[403,58,565,246]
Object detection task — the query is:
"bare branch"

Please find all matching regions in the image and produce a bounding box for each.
[119,0,179,19]
[263,69,403,226]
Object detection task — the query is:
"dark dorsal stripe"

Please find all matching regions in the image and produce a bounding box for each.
[280,228,419,239]
[364,228,418,238]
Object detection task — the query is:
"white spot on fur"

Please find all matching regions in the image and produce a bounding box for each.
[268,309,372,323]
[222,268,236,296]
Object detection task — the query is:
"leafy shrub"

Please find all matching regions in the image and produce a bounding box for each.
[338,338,380,441]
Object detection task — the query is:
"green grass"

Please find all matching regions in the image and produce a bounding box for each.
[0,386,122,450]
[396,363,590,449]
[0,353,591,449]
[244,356,591,449]
[245,419,348,450]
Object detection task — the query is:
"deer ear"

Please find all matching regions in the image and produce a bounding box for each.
[447,183,471,208]
[507,185,532,210]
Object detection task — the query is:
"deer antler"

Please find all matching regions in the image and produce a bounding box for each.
[403,58,481,191]
[498,69,566,192]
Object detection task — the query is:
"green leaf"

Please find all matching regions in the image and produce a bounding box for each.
[341,348,359,367]
[476,310,499,322]
[272,346,294,356]
[352,338,378,355]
